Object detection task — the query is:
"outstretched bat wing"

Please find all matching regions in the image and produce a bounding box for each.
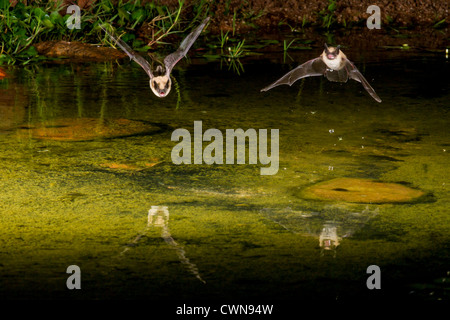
[101,24,154,79]
[345,60,382,103]
[261,57,326,92]
[164,17,210,75]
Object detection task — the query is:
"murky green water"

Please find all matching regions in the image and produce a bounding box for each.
[0,49,449,303]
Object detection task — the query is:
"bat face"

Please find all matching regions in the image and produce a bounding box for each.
[322,45,344,70]
[150,75,171,98]
[324,44,340,60]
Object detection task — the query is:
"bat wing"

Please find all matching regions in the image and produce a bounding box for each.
[164,17,210,75]
[101,24,154,79]
[344,59,382,103]
[261,57,326,92]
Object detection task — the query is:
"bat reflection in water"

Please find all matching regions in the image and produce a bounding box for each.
[261,43,382,102]
[101,17,210,98]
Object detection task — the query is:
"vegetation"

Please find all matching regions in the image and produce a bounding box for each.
[0,0,65,64]
[0,0,209,65]
[0,0,447,65]
[319,0,337,30]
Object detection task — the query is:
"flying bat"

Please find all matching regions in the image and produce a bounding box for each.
[261,43,381,102]
[101,17,210,98]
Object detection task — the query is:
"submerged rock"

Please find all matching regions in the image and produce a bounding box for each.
[16,118,161,141]
[301,177,425,203]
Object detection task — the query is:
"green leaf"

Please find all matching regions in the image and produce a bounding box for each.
[23,46,38,57]
[118,8,129,22]
[433,18,446,29]
[121,33,135,43]
[327,1,336,12]
[33,7,46,19]
[132,39,144,48]
[131,8,144,22]
[43,18,54,29]
[15,28,26,37]
[50,11,64,25]
[156,6,165,16]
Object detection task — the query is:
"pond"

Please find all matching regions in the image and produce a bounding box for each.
[0,47,449,304]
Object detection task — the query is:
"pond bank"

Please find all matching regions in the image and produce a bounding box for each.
[3,0,448,65]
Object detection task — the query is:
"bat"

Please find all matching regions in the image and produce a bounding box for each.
[261,43,382,103]
[101,17,210,98]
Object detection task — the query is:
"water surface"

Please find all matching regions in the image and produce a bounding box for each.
[0,49,449,302]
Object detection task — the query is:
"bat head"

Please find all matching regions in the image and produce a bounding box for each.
[324,43,341,60]
[150,75,171,98]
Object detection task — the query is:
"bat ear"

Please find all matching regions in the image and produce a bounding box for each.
[336,45,341,53]
[155,65,164,75]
